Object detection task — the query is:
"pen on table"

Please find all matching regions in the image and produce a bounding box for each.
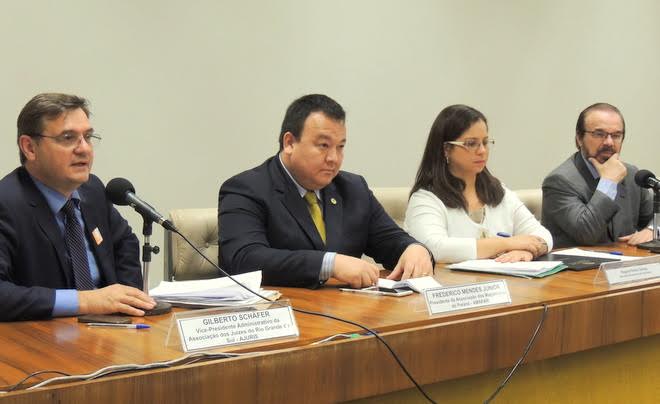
[86,323,150,329]
[496,232,511,237]
[588,250,623,256]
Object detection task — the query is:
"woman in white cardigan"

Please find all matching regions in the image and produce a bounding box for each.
[405,105,553,263]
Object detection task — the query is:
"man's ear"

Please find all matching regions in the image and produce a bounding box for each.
[282,132,296,153]
[18,135,37,162]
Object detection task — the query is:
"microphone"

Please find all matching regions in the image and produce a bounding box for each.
[105,178,176,231]
[634,169,660,192]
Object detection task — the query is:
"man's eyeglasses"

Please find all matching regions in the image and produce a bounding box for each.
[584,130,624,143]
[445,139,494,152]
[32,132,102,148]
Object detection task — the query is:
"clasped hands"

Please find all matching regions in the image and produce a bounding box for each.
[494,235,547,263]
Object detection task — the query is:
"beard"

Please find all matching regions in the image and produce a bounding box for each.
[587,145,617,164]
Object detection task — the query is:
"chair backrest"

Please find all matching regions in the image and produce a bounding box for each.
[371,187,410,227]
[514,188,543,220]
[164,208,220,281]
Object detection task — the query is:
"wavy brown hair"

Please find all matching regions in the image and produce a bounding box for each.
[411,104,504,211]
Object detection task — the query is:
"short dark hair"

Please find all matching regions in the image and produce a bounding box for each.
[16,93,90,164]
[279,94,345,150]
[574,103,625,149]
[410,104,504,210]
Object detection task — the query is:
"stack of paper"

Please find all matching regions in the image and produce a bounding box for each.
[150,271,280,307]
[552,248,639,261]
[448,260,566,278]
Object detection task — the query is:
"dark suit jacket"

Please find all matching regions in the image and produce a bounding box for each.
[0,167,142,321]
[219,155,418,287]
[542,152,653,248]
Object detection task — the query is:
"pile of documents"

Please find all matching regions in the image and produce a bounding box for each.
[150,271,280,307]
[448,260,566,278]
[551,247,638,261]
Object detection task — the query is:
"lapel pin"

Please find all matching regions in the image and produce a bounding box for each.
[92,227,104,245]
[330,198,337,205]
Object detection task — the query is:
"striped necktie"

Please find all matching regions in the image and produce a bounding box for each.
[304,191,326,243]
[61,199,95,290]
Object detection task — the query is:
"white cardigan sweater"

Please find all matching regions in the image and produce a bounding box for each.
[404,188,553,263]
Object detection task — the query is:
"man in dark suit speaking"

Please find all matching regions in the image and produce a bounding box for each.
[0,93,155,321]
[219,94,433,288]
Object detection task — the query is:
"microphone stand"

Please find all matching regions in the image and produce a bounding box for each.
[638,189,660,251]
[141,216,172,315]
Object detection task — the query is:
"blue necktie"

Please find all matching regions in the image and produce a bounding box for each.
[61,199,95,290]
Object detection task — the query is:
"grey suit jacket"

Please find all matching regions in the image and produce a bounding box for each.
[541,152,653,248]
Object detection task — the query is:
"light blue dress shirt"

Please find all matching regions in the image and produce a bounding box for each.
[32,177,101,317]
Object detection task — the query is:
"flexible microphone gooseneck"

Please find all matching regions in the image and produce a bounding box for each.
[633,169,660,251]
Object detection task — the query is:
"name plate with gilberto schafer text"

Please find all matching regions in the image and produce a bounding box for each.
[175,303,299,352]
[423,280,511,315]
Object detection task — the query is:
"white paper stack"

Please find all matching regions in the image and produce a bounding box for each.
[552,247,639,261]
[150,271,280,307]
[448,260,565,278]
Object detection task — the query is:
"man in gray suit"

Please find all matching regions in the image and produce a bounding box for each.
[542,103,653,248]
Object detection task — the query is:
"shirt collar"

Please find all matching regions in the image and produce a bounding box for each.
[30,175,82,215]
[580,151,600,180]
[278,153,321,199]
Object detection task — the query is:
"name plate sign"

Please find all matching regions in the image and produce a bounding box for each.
[176,305,299,352]
[423,280,511,315]
[602,259,660,285]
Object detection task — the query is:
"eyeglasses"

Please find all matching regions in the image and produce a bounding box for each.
[584,130,624,143]
[32,132,102,148]
[445,139,494,152]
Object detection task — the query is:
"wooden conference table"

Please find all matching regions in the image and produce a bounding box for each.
[0,244,658,403]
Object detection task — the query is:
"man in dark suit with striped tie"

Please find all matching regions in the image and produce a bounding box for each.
[219,94,433,288]
[0,93,155,321]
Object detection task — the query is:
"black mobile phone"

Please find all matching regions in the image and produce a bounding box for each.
[339,286,413,297]
[77,314,132,324]
[375,286,414,295]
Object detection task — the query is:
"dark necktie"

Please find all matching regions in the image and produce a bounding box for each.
[61,199,95,290]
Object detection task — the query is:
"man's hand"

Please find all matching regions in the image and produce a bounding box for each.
[79,284,156,316]
[506,235,547,258]
[589,153,627,183]
[619,228,653,245]
[332,254,380,288]
[495,250,533,263]
[386,244,434,281]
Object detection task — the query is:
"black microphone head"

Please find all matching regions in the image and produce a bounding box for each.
[635,169,655,188]
[106,178,136,205]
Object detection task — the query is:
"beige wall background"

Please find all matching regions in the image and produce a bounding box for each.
[1,1,658,287]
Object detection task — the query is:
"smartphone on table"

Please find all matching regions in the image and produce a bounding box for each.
[339,286,413,297]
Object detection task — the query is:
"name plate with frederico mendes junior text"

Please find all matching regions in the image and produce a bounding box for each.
[176,305,299,352]
[423,280,511,315]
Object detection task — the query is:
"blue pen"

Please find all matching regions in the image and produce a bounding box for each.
[608,251,623,256]
[496,232,511,237]
[87,323,150,329]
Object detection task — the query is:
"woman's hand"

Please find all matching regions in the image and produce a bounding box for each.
[494,250,533,263]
